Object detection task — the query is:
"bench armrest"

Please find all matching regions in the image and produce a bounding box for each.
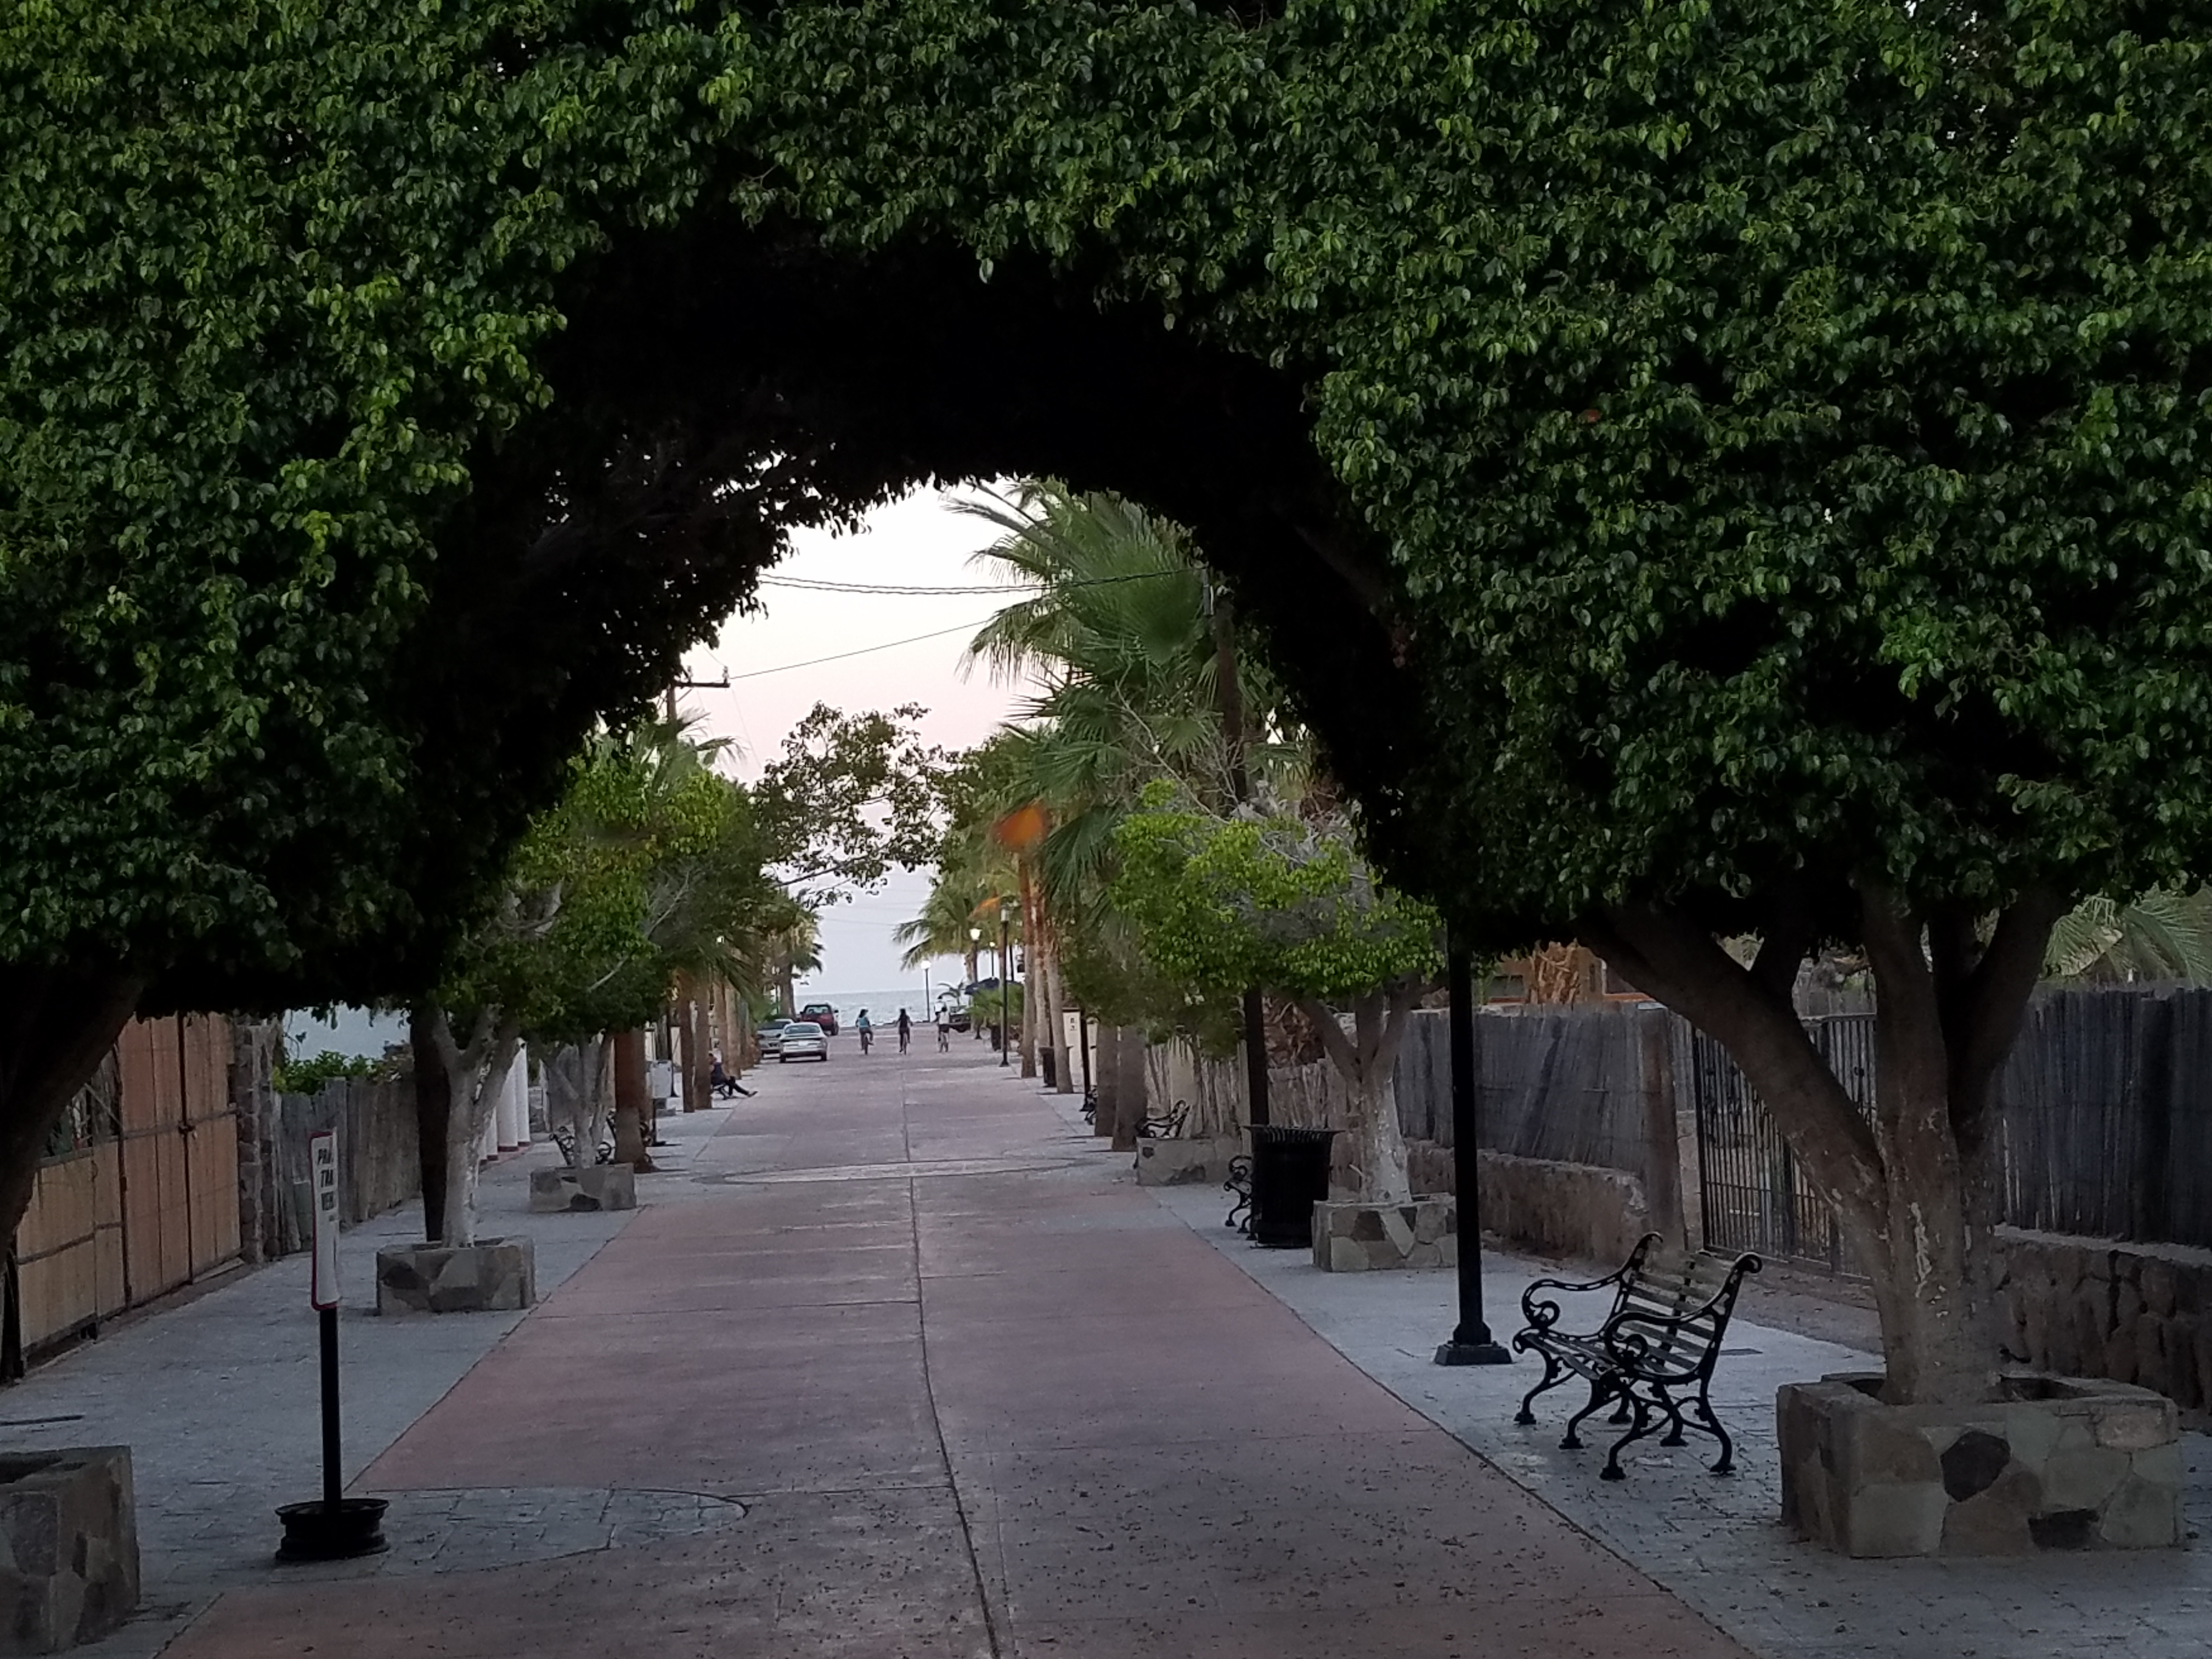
[1516,1232,1665,1333]
[1598,1252,1764,1381]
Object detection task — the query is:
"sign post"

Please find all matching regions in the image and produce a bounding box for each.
[275,1132,389,1561]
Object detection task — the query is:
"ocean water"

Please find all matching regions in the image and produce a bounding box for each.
[789,986,953,1024]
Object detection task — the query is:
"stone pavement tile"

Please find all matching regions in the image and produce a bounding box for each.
[528,1242,917,1316]
[1009,1595,1747,1659]
[985,1431,1682,1624]
[363,1296,941,1494]
[917,1242,1256,1319]
[165,1487,979,1659]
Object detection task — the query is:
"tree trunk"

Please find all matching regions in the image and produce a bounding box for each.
[1043,944,1073,1094]
[1298,990,1416,1204]
[611,1027,654,1171]
[1348,1069,1412,1205]
[1093,1024,1120,1140]
[425,1007,522,1248]
[410,1002,452,1243]
[1110,1026,1146,1153]
[680,975,710,1112]
[1581,883,2062,1407]
[0,968,144,1278]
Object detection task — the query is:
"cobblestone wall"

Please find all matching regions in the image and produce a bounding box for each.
[2000,1229,2212,1413]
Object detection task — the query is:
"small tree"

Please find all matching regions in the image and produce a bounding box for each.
[1113,793,1440,1202]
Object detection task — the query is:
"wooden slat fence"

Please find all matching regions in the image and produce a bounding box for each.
[1393,1006,1651,1174]
[1998,985,2212,1249]
[14,1014,242,1357]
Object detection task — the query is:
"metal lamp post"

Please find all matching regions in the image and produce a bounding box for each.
[969,927,983,1042]
[1435,940,1513,1366]
[998,904,1012,1066]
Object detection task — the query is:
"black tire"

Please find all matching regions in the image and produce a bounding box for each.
[778,1054,788,1064]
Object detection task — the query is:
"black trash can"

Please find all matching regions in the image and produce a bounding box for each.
[1041,1047,1057,1088]
[1249,1125,1339,1249]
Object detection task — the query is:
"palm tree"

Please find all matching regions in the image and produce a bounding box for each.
[951,482,1300,1095]
[2047,888,2212,984]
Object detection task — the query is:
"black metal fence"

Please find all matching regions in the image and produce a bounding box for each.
[1691,988,2212,1271]
[1691,1014,1875,1273]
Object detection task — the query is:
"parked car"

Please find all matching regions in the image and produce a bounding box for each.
[798,1002,839,1036]
[779,1019,830,1062]
[939,1003,972,1033]
[757,1019,792,1058]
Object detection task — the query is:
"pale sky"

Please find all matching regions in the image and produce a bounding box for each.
[678,487,1033,1001]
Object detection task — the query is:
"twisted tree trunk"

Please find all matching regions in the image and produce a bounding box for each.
[1582,882,2063,1406]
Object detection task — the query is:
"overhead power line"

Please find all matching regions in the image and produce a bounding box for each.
[724,618,994,681]
[754,571,1176,597]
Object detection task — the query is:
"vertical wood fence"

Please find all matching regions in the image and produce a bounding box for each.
[15,1014,242,1356]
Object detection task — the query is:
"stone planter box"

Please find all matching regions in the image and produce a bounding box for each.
[1778,1371,2182,1556]
[1311,1196,1457,1272]
[375,1237,536,1316]
[1133,1137,1238,1188]
[527,1164,637,1213]
[0,1446,137,1653]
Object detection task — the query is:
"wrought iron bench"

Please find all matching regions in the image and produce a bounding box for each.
[1223,1155,1253,1236]
[1511,1233,1762,1480]
[1137,1099,1189,1139]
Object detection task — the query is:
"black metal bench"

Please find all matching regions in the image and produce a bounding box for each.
[1223,1155,1253,1236]
[1138,1099,1189,1139]
[1511,1233,1762,1480]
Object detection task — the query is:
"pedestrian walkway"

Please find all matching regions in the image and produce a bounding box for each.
[44,1045,2206,1659]
[64,1043,1751,1658]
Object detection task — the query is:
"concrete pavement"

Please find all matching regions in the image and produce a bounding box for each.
[119,1039,1748,1657]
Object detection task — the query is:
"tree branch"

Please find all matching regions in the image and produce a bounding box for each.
[1949,885,2066,1133]
[1582,904,1884,1227]
[1295,996,1360,1080]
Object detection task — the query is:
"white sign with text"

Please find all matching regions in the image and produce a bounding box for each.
[309,1131,340,1310]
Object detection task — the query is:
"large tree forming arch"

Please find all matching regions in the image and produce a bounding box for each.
[10,0,2212,1399]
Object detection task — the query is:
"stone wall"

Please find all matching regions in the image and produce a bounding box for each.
[1998,1228,2212,1414]
[1402,1141,1656,1269]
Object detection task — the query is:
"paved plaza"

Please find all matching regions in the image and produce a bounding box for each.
[7,1045,2208,1657]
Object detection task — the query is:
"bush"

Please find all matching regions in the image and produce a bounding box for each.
[272,1051,388,1096]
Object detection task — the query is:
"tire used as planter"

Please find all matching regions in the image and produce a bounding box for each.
[1249,1125,1339,1249]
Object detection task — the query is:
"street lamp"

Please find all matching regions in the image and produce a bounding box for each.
[998,903,1012,1067]
[970,927,984,1043]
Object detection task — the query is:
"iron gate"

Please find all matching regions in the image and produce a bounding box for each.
[1692,1014,1875,1276]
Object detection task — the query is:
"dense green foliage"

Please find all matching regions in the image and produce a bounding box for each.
[10,0,2212,1019]
[270,1050,389,1096]
[1113,790,1441,1002]
[438,724,774,1048]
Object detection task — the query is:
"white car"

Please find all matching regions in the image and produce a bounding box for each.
[757,1020,792,1058]
[778,1020,829,1062]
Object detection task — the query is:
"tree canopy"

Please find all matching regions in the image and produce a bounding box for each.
[13,0,2212,1393]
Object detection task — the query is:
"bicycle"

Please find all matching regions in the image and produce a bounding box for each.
[859,1027,873,1056]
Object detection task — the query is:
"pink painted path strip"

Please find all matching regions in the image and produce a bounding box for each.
[162,1046,1750,1659]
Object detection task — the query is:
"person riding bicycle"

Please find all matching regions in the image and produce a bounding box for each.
[896,1008,911,1054]
[855,1010,873,1054]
